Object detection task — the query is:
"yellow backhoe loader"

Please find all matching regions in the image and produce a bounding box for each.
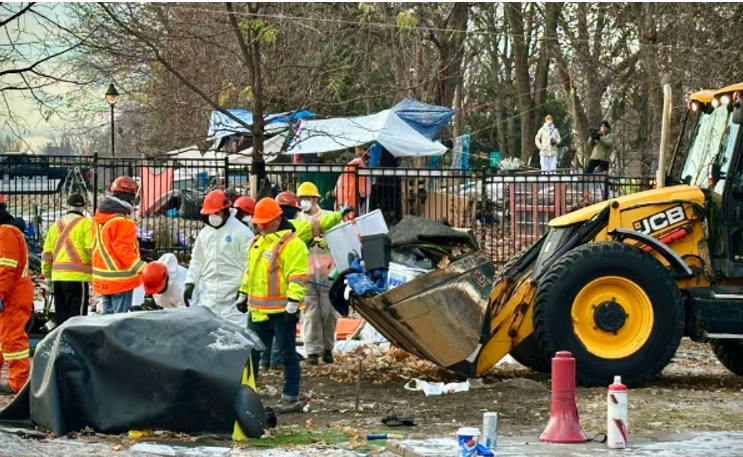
[351,82,743,387]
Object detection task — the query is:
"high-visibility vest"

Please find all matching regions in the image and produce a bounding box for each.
[289,211,342,244]
[91,214,145,294]
[296,210,335,280]
[239,229,308,322]
[41,213,93,282]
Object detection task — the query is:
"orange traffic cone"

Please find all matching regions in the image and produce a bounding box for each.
[538,351,589,443]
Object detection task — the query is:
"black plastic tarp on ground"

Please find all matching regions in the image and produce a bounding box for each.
[0,307,263,436]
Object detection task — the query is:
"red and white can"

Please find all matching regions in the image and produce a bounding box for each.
[607,375,628,448]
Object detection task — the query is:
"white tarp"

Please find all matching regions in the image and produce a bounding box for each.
[286,110,447,157]
[167,134,285,164]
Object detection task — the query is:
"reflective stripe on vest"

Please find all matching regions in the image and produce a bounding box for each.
[52,216,86,267]
[310,218,321,238]
[92,216,144,279]
[3,348,29,360]
[267,232,296,299]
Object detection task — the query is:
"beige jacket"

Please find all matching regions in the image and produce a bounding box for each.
[535,125,562,157]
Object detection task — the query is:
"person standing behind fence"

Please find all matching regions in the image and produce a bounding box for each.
[0,194,33,395]
[585,120,614,174]
[335,147,370,212]
[92,177,146,314]
[41,193,93,325]
[296,182,337,366]
[184,190,252,326]
[535,115,562,172]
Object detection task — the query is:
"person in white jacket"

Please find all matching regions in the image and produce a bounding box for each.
[141,253,202,309]
[534,114,562,172]
[184,190,252,327]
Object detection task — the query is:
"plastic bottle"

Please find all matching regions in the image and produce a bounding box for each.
[607,375,628,448]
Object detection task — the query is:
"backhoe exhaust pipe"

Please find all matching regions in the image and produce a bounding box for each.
[657,84,672,188]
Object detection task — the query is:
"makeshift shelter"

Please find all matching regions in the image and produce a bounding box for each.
[391,97,455,140]
[286,110,447,157]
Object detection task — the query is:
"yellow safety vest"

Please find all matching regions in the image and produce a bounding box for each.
[289,211,342,244]
[41,213,93,282]
[240,229,309,322]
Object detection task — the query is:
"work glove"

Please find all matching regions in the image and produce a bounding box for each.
[183,283,195,307]
[235,292,248,314]
[340,206,354,217]
[284,300,299,325]
[312,237,328,249]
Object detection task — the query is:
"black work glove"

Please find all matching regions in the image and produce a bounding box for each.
[183,283,195,307]
[235,293,248,314]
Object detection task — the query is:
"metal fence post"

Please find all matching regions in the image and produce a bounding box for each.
[353,164,360,215]
[93,153,99,213]
[479,166,489,254]
[223,157,230,188]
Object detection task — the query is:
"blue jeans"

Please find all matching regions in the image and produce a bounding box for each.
[100,290,134,314]
[249,313,300,401]
[260,337,282,366]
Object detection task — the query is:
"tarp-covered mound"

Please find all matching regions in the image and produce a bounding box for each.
[0,307,263,436]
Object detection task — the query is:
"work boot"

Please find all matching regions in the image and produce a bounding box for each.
[322,350,334,364]
[306,354,319,366]
[0,384,15,395]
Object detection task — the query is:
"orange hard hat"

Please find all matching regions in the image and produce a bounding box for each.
[252,198,283,224]
[275,191,300,209]
[200,190,232,215]
[111,177,138,194]
[234,196,256,214]
[142,262,168,295]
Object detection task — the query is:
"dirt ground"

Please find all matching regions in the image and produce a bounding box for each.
[265,339,743,437]
[1,339,742,441]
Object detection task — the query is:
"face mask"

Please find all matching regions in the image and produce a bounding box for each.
[300,200,312,212]
[208,214,223,227]
[242,215,252,225]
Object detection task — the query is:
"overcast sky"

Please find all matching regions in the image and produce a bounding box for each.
[0,3,89,153]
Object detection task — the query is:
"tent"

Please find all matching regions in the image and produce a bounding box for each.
[392,97,455,140]
[286,110,447,157]
[207,110,314,141]
[167,134,286,165]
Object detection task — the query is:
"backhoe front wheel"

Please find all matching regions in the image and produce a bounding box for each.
[533,242,684,388]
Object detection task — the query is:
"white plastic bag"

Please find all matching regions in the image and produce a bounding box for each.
[404,378,470,396]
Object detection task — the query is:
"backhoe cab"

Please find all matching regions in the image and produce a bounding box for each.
[351,82,743,388]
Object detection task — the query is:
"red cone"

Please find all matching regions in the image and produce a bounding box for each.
[538,351,590,443]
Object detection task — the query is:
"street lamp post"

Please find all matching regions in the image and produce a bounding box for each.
[105,83,119,157]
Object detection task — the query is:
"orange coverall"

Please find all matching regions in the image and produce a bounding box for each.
[0,224,33,392]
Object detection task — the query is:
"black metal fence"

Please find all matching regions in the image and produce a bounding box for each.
[0,154,653,265]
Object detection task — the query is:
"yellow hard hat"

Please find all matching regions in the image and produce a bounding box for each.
[297,182,320,198]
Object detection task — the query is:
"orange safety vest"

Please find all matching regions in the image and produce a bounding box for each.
[91,213,145,295]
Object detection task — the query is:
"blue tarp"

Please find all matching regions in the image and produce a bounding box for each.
[207,109,315,141]
[391,98,455,140]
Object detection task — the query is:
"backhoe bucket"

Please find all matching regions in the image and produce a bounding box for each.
[351,253,496,375]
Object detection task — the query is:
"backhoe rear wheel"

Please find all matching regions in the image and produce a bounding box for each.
[711,340,743,376]
[533,242,684,388]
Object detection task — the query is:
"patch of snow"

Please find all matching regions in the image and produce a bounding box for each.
[207,327,252,352]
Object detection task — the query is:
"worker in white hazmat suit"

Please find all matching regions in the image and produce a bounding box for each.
[184,190,252,326]
[141,253,202,309]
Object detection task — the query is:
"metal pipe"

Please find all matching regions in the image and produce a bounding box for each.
[657,84,673,188]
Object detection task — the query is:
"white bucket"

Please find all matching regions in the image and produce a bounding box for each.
[325,209,388,271]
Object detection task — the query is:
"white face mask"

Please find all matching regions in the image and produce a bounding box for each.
[300,200,312,212]
[208,214,224,227]
[242,215,252,225]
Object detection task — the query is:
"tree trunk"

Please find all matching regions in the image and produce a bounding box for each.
[506,2,533,161]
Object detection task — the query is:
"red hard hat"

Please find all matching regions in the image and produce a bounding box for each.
[252,198,283,224]
[111,177,138,194]
[234,196,256,215]
[142,262,168,295]
[201,190,232,215]
[275,191,300,209]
